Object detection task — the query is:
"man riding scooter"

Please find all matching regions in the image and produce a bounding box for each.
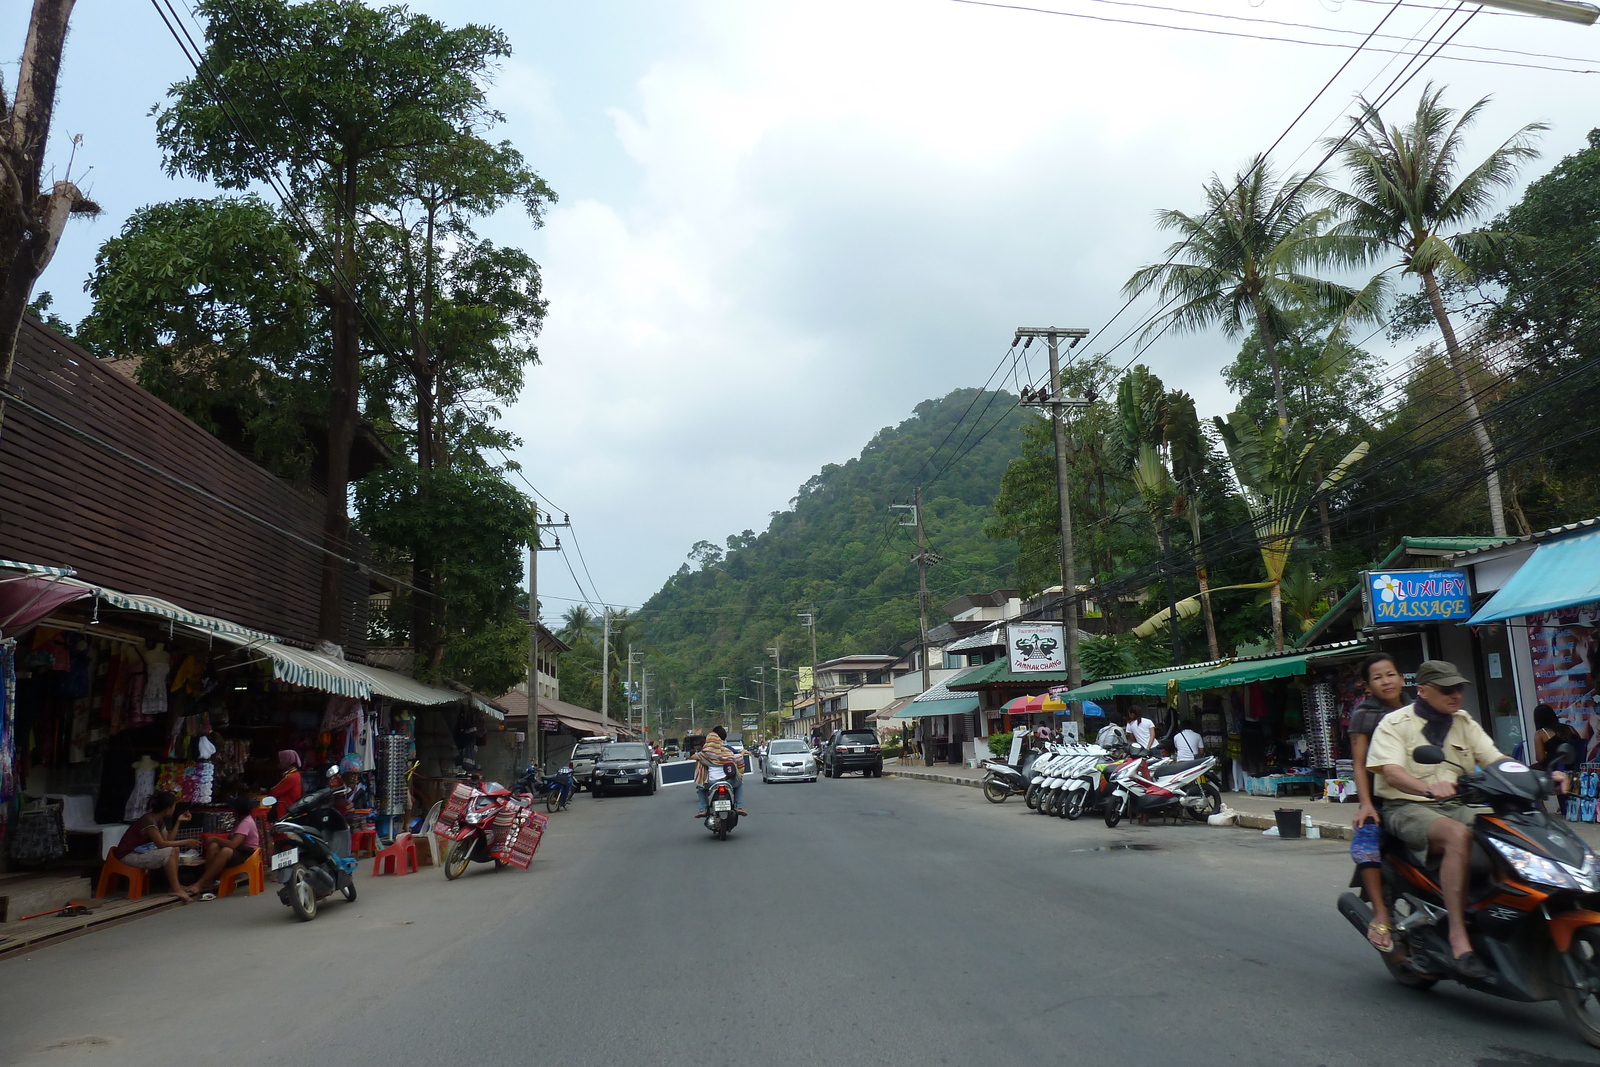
[1367,659,1568,979]
[693,725,747,818]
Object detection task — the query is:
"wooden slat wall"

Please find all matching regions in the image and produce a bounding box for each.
[0,318,366,651]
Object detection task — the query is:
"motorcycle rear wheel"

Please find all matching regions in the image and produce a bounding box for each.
[982,778,1009,804]
[1064,788,1086,820]
[444,838,473,880]
[1557,928,1600,1047]
[1042,789,1060,817]
[1185,782,1223,822]
[545,790,560,813]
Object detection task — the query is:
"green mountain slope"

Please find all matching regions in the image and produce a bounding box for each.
[631,389,1028,733]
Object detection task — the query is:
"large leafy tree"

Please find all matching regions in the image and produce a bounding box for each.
[155,0,513,644]
[1327,83,1545,537]
[77,196,324,478]
[1125,156,1371,424]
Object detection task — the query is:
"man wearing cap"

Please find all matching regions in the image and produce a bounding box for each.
[1367,660,1565,979]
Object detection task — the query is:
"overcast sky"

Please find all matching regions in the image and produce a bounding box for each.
[9,0,1600,619]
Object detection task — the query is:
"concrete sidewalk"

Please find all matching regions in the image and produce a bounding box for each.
[884,758,1600,850]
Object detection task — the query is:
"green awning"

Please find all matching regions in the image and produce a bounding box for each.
[1468,527,1600,623]
[894,694,980,718]
[1059,679,1117,702]
[1055,663,1218,701]
[1173,652,1318,692]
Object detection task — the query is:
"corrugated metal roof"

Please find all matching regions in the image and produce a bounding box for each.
[944,627,1006,652]
[911,665,985,703]
[1442,517,1600,562]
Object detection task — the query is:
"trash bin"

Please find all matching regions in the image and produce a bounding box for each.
[1275,808,1303,838]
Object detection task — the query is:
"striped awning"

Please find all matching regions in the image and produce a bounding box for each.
[342,660,464,707]
[0,558,77,578]
[206,632,369,698]
[94,587,277,643]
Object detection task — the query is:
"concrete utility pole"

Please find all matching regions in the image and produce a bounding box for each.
[892,493,937,695]
[627,648,641,736]
[798,611,819,737]
[1016,327,1089,693]
[528,511,570,771]
[768,640,783,740]
[600,608,610,724]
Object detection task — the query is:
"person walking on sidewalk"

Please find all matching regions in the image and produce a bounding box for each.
[1348,653,1407,953]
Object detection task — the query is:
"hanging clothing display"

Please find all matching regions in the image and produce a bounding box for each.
[141,643,171,717]
[0,639,16,805]
[124,755,159,820]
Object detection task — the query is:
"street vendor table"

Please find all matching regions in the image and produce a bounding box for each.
[1244,773,1321,798]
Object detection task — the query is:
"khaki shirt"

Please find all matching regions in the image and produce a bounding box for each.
[1366,703,1505,803]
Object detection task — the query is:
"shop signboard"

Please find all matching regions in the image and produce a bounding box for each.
[539,717,559,732]
[1007,623,1065,673]
[741,715,758,730]
[1360,569,1471,627]
[1528,601,1600,767]
[797,666,813,691]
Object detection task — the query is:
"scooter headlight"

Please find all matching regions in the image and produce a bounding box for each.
[1488,838,1597,892]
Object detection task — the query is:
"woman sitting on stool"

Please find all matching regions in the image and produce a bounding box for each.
[192,796,260,900]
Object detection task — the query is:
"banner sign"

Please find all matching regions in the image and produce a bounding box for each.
[1362,569,1471,626]
[1008,623,1065,673]
[797,666,814,690]
[741,715,758,729]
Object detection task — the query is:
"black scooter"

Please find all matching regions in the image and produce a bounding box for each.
[704,774,739,841]
[266,788,357,922]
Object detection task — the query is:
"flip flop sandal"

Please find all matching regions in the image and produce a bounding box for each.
[196,892,218,901]
[1366,921,1393,953]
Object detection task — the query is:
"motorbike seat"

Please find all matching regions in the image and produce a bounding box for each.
[1157,759,1208,776]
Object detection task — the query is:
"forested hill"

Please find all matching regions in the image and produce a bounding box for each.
[633,389,1029,725]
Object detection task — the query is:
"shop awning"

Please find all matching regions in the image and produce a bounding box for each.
[0,575,92,631]
[208,633,369,698]
[1172,652,1319,692]
[893,694,980,718]
[1056,662,1218,701]
[92,586,278,643]
[341,661,464,707]
[0,558,77,578]
[873,695,916,721]
[1468,527,1600,624]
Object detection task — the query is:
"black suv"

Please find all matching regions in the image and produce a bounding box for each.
[823,729,883,778]
[591,742,657,797]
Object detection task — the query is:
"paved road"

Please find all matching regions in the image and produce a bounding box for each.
[2,772,1596,1067]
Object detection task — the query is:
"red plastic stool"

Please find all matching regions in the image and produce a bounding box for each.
[350,829,378,857]
[371,833,419,876]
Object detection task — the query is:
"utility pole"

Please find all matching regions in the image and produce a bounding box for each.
[600,608,610,724]
[688,696,694,736]
[528,510,569,771]
[892,494,939,695]
[798,611,819,738]
[1016,327,1090,693]
[751,665,767,731]
[767,640,783,741]
[627,648,641,736]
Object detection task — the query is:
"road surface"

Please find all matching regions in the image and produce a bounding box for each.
[0,771,1593,1066]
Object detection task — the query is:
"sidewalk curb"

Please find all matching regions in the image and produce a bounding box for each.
[885,769,1356,840]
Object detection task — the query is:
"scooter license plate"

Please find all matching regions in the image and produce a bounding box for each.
[270,847,298,871]
[712,800,732,812]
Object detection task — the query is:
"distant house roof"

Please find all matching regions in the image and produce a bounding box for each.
[939,589,1018,617]
[817,654,899,669]
[1441,517,1600,562]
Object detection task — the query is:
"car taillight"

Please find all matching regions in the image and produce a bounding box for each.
[870,745,880,752]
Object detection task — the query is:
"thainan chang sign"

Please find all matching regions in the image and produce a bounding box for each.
[1363,569,1472,626]
[1008,623,1066,673]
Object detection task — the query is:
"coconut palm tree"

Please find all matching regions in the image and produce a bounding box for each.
[1326,83,1545,537]
[1213,412,1368,652]
[1125,155,1373,424]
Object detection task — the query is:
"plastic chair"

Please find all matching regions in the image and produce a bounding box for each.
[95,849,150,900]
[350,829,378,857]
[372,833,419,876]
[215,849,265,897]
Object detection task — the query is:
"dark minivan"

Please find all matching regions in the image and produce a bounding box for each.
[823,729,883,778]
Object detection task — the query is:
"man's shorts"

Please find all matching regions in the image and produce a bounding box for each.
[122,846,175,869]
[1383,799,1476,860]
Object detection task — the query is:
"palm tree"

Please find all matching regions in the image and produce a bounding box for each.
[1126,155,1372,424]
[1327,83,1545,537]
[1114,367,1181,661]
[1213,412,1368,651]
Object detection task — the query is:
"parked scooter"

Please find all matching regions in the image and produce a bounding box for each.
[981,756,1032,803]
[266,790,358,922]
[704,773,740,841]
[517,763,575,813]
[1102,749,1221,827]
[440,780,530,880]
[1337,744,1600,1048]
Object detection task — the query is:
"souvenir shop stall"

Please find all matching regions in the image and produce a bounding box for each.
[1061,641,1372,798]
[0,569,490,868]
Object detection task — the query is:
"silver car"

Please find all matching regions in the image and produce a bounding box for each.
[762,738,817,783]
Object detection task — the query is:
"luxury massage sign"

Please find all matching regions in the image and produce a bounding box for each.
[1364,569,1472,624]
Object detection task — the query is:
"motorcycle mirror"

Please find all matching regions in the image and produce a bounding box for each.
[1551,742,1581,768]
[1412,744,1447,765]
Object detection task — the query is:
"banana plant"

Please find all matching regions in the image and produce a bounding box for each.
[1212,411,1368,651]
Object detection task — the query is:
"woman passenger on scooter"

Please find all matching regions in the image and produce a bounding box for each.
[1348,654,1407,953]
[693,726,747,818]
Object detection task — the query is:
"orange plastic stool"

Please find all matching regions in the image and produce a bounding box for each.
[371,833,418,876]
[216,849,265,897]
[95,849,150,900]
[350,829,378,857]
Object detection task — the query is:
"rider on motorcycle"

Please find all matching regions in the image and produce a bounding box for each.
[693,725,747,818]
[1367,660,1568,979]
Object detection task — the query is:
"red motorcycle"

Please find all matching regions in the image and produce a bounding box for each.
[433,779,548,879]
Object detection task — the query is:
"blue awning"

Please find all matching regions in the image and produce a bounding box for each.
[1468,528,1600,623]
